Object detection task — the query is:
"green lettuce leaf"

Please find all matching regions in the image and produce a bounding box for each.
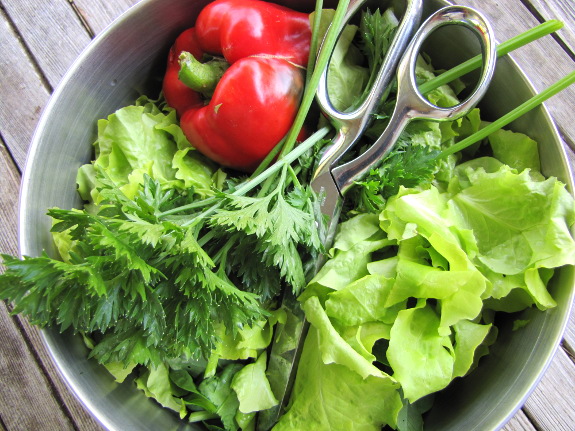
[310,9,369,112]
[135,363,187,418]
[273,326,402,431]
[304,296,390,379]
[77,97,215,203]
[199,364,244,431]
[231,352,278,414]
[387,304,454,403]
[325,274,401,326]
[488,128,540,173]
[449,164,575,275]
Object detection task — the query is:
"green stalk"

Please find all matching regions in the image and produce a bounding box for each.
[233,127,330,197]
[419,20,564,95]
[158,196,217,217]
[440,71,575,158]
[278,0,351,159]
[251,0,329,177]
[188,411,219,422]
[306,0,324,88]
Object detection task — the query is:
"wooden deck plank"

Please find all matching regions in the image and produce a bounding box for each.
[1,0,91,87]
[525,0,575,56]
[0,143,19,258]
[0,304,76,431]
[73,0,141,35]
[502,410,537,431]
[523,348,575,430]
[0,5,50,169]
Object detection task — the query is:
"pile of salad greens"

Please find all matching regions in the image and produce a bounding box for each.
[1,2,575,431]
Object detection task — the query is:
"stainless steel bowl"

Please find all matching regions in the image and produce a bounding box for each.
[19,0,575,430]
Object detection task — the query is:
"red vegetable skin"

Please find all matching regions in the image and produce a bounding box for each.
[163,0,311,172]
[162,28,204,117]
[181,57,304,170]
[195,0,311,65]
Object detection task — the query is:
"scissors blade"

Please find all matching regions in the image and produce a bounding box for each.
[256,171,343,431]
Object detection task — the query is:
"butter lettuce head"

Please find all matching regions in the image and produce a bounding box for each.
[285,152,575,427]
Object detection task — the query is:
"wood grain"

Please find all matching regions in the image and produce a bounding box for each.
[523,348,575,430]
[0,5,51,169]
[524,0,575,55]
[0,302,76,431]
[0,142,19,257]
[1,0,91,87]
[502,411,537,431]
[73,0,142,35]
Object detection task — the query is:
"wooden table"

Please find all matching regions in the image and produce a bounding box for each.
[0,1,574,430]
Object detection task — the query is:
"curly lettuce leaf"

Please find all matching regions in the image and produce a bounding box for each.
[77,97,215,203]
[449,163,575,276]
[387,303,455,403]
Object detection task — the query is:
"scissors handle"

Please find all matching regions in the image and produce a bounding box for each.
[312,0,423,188]
[332,5,497,194]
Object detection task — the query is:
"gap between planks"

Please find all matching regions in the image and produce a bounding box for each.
[0,2,53,93]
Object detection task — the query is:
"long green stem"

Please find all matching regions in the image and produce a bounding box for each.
[278,0,351,159]
[440,71,575,158]
[306,0,324,88]
[178,127,330,224]
[234,127,330,197]
[158,196,217,217]
[419,20,564,95]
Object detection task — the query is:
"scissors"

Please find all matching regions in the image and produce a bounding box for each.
[257,1,496,428]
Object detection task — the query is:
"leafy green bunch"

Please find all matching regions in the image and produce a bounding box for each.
[0,98,327,367]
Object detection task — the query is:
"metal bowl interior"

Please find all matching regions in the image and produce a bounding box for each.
[19,0,574,430]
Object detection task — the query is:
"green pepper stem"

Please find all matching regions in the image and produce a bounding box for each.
[178,52,228,97]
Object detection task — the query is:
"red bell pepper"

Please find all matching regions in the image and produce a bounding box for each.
[162,0,311,172]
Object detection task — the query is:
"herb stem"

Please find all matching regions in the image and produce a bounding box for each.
[278,0,351,159]
[180,127,330,224]
[287,165,302,189]
[419,20,564,95]
[306,0,324,88]
[158,196,217,217]
[233,126,330,198]
[440,70,575,158]
[188,411,219,423]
